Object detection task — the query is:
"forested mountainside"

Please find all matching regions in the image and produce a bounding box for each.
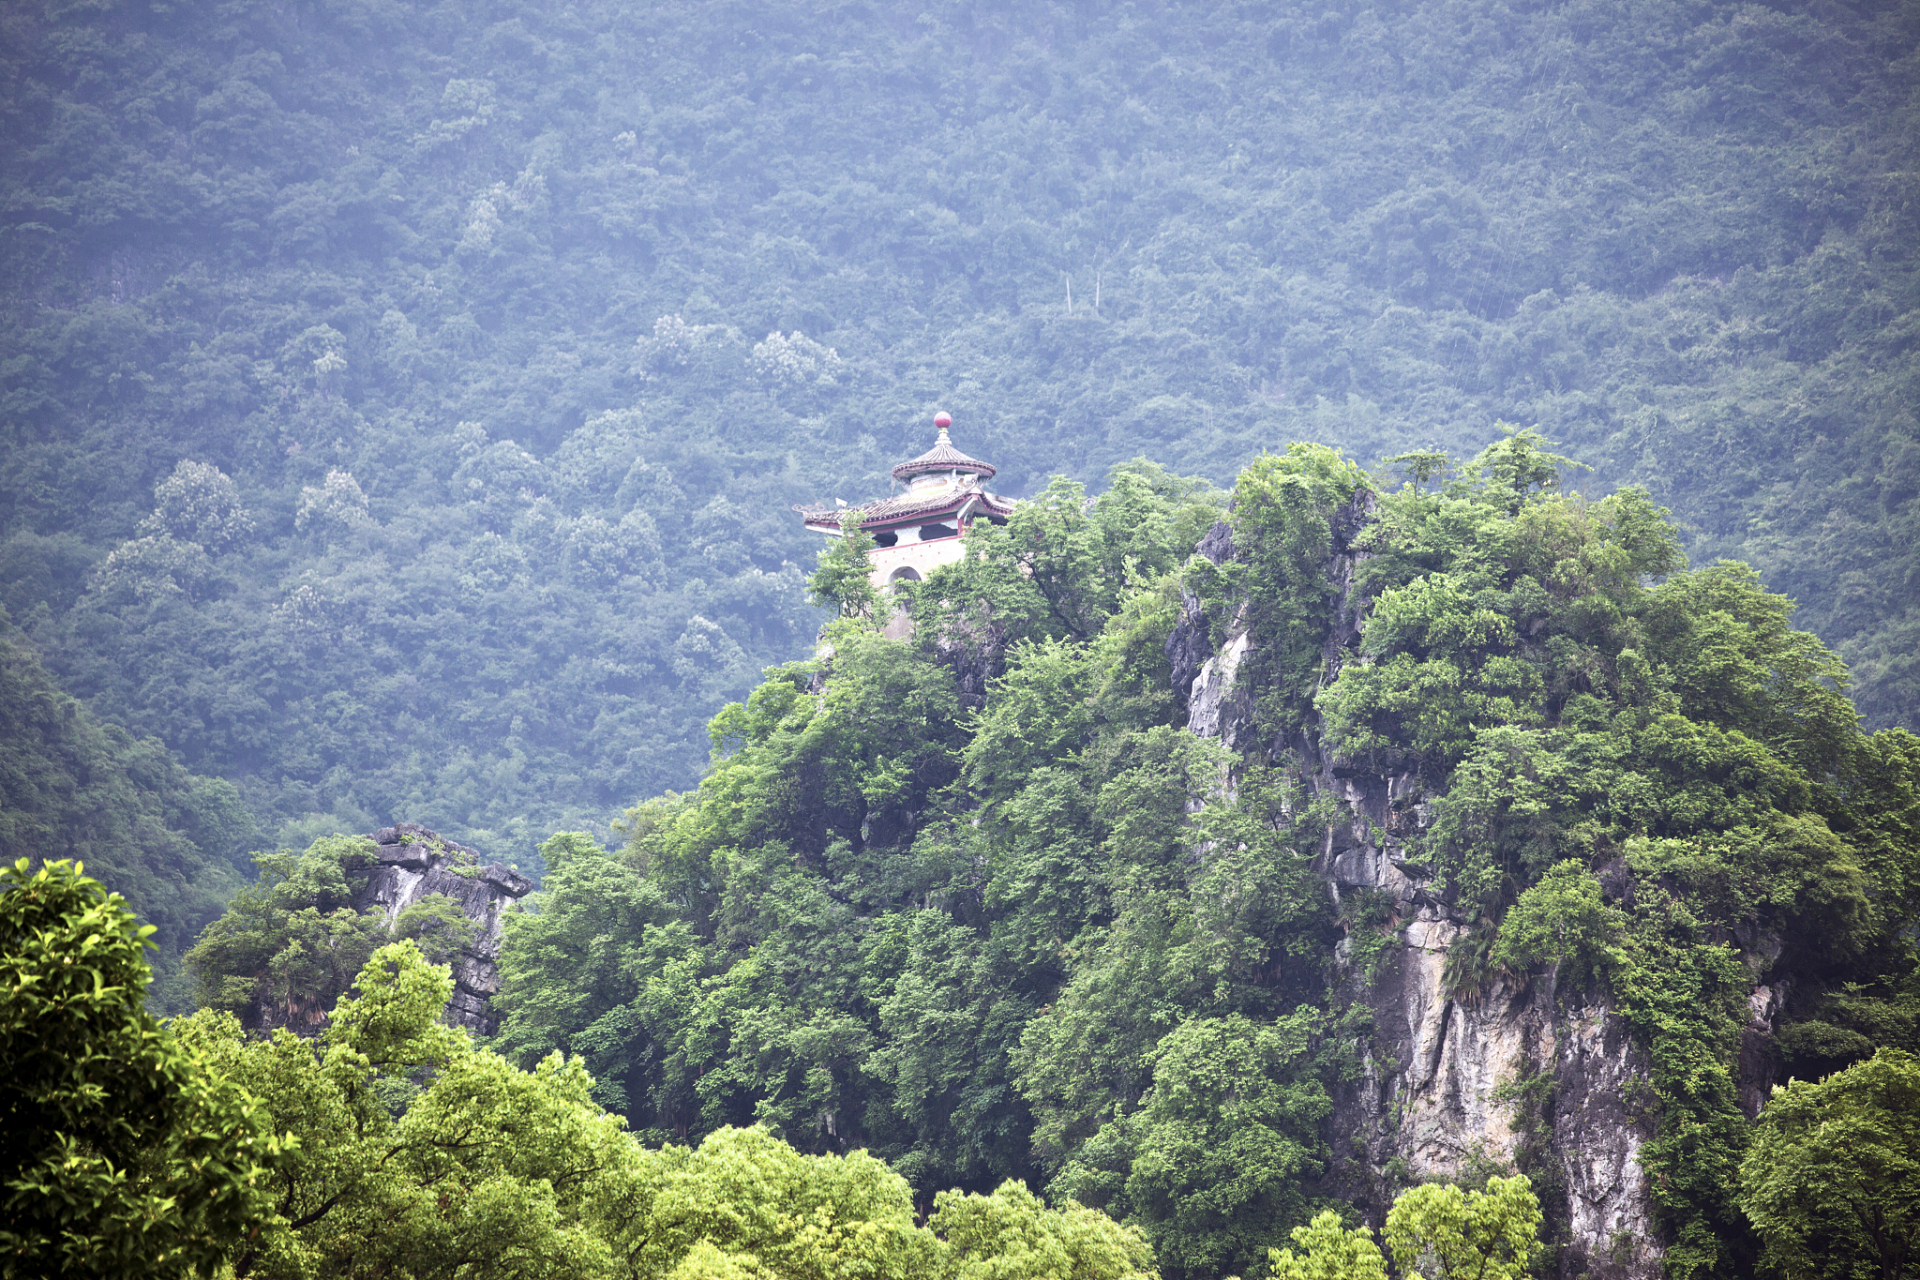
[195,436,1920,1279]
[1,0,1916,899]
[0,612,252,1009]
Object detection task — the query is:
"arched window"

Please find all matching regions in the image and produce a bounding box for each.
[888,566,922,584]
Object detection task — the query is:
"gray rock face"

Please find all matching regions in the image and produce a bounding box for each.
[1173,496,1667,1279]
[1165,519,1234,710]
[351,822,533,1035]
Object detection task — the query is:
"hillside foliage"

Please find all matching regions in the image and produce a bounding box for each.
[0,616,253,1009]
[0,0,1914,899]
[478,442,1920,1278]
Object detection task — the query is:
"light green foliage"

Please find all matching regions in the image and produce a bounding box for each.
[1321,432,1684,777]
[634,1125,936,1279]
[169,934,1153,1278]
[185,835,387,1029]
[1265,1211,1388,1280]
[916,469,1225,656]
[178,941,653,1279]
[1487,861,1623,990]
[0,858,277,1278]
[912,477,1105,649]
[1383,1175,1542,1280]
[141,461,255,551]
[928,1178,1158,1280]
[635,1129,1158,1280]
[1737,1049,1920,1280]
[808,512,883,623]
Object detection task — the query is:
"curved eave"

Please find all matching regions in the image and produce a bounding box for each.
[891,456,997,482]
[798,491,1017,534]
[888,432,998,482]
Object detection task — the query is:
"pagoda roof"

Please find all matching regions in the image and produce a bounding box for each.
[891,425,996,482]
[795,487,1017,533]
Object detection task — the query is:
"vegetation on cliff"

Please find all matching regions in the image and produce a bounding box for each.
[478,434,1920,1277]
[24,430,1920,1276]
[0,0,1913,900]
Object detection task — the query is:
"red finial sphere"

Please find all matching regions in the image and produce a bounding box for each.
[934,411,952,429]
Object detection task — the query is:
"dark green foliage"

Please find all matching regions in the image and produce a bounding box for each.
[0,859,277,1278]
[1226,444,1372,736]
[0,616,252,1010]
[1737,1048,1920,1280]
[1,0,1912,876]
[184,835,387,1030]
[497,471,1319,1274]
[1308,441,1920,1277]
[496,440,1918,1276]
[1049,1011,1330,1280]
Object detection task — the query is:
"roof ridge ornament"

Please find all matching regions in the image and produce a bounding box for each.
[891,410,997,483]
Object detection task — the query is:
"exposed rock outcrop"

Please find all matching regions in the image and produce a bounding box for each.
[351,823,534,1035]
[1172,496,1666,1279]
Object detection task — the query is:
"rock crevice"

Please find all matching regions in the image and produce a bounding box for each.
[1173,500,1663,1279]
[352,822,533,1035]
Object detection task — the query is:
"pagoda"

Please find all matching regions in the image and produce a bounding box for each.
[795,412,1017,590]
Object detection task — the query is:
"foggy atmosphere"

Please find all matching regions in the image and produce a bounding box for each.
[2,2,1917,1277]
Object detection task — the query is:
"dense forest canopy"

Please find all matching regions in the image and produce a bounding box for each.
[4,6,1919,1270]
[17,435,1920,1273]
[472,437,1916,1279]
[0,0,1914,901]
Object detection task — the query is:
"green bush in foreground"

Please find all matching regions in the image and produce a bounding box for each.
[1265,1176,1540,1280]
[0,858,277,1279]
[188,938,1157,1277]
[7,858,1155,1278]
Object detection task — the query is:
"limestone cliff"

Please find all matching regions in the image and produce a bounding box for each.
[1169,507,1705,1279]
[352,823,534,1035]
[236,823,533,1037]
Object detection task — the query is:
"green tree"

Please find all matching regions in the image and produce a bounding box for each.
[928,1178,1158,1280]
[184,835,386,1030]
[0,858,278,1278]
[1050,1012,1330,1280]
[393,891,481,966]
[1488,860,1624,990]
[1737,1048,1920,1280]
[1383,1175,1542,1280]
[808,512,882,622]
[494,830,695,1118]
[1265,1211,1388,1280]
[176,940,654,1280]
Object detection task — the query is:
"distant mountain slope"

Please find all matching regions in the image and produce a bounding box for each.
[0,614,252,1009]
[0,0,1912,852]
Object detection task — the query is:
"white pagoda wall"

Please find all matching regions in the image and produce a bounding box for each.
[866,532,968,590]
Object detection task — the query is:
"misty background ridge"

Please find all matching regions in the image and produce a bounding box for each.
[0,0,1913,887]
